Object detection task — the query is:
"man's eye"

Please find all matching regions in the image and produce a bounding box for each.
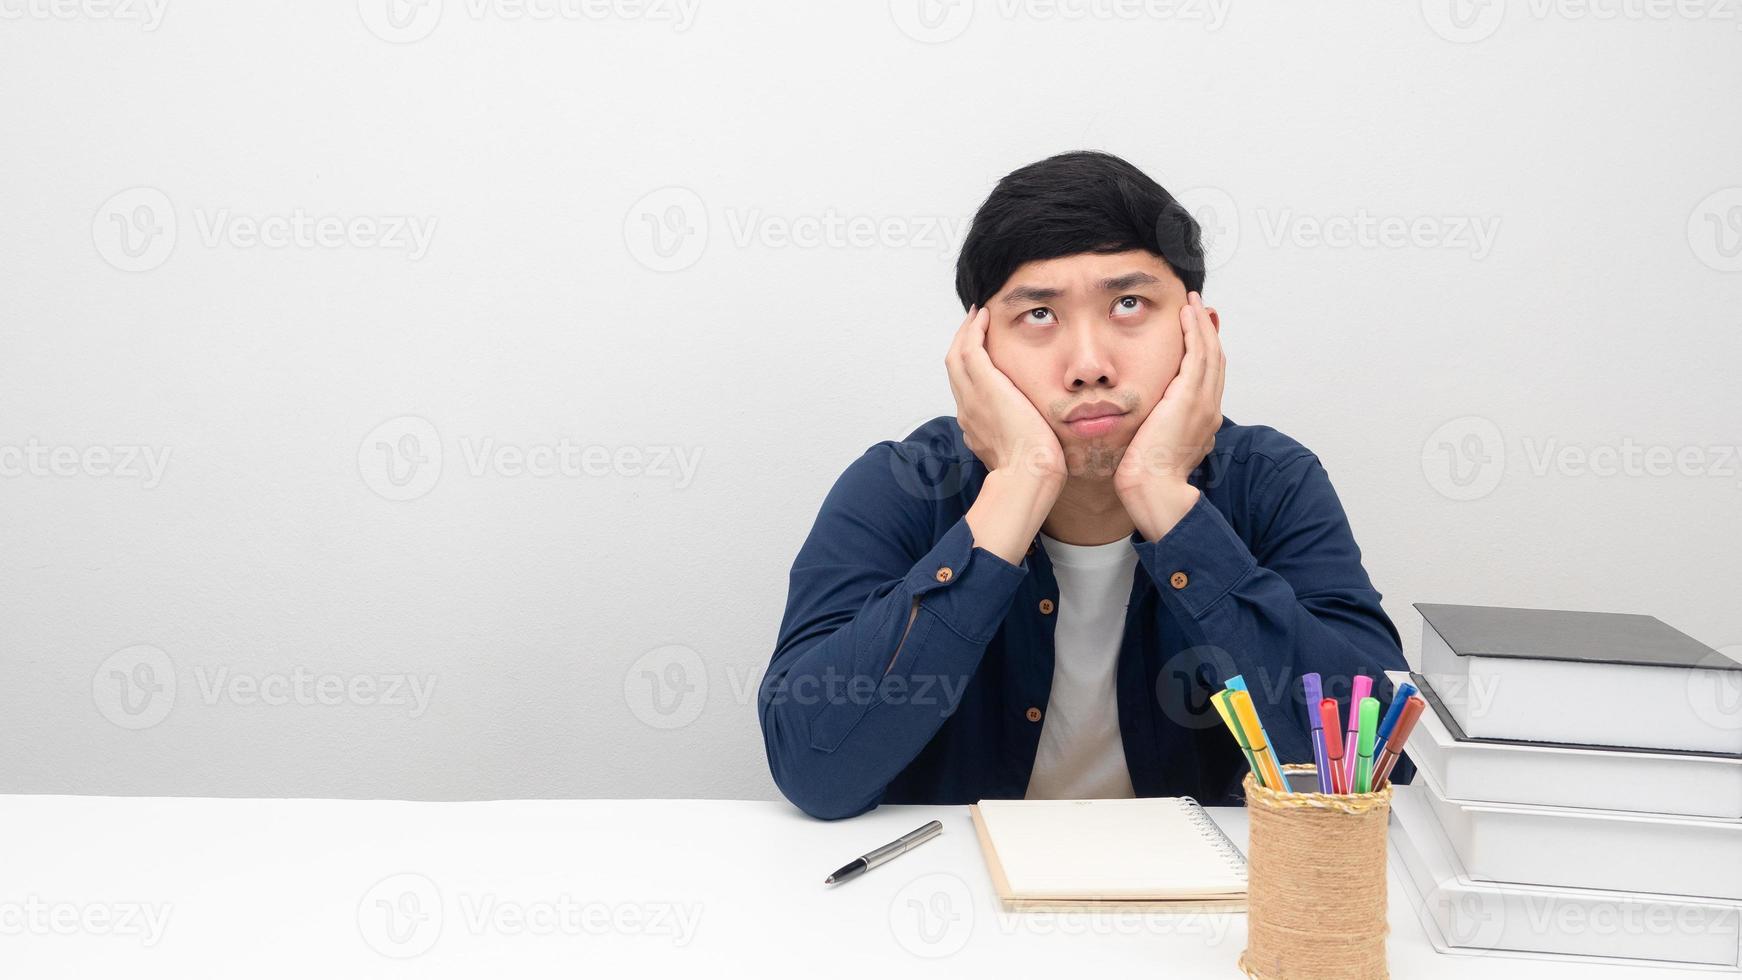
[1022,307,1057,326]
[1113,296,1146,315]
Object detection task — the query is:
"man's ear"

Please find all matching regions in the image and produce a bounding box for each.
[1204,305,1221,333]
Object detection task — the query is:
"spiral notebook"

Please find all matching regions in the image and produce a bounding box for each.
[968,797,1248,913]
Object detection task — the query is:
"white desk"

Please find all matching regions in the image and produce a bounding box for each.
[0,796,1706,977]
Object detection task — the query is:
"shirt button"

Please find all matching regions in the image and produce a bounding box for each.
[1025,707,1043,722]
[1169,571,1189,590]
[935,566,953,583]
[1038,598,1055,614]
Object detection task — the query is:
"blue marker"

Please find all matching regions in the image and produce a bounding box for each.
[1371,681,1418,762]
[1226,674,1248,693]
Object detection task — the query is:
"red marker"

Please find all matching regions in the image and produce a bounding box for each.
[1319,698,1348,794]
[1372,696,1426,790]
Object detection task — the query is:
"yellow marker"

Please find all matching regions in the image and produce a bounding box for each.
[1231,689,1288,792]
[1212,689,1266,788]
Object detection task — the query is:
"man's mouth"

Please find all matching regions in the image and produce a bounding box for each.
[1062,401,1129,437]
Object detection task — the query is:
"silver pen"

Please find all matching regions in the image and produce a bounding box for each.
[823,820,943,884]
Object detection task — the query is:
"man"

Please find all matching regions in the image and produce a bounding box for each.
[759,150,1412,820]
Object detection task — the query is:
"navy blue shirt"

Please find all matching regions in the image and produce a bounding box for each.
[759,415,1414,820]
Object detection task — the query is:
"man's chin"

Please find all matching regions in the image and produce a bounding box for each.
[1059,437,1131,480]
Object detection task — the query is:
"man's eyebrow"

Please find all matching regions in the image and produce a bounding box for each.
[997,271,1164,307]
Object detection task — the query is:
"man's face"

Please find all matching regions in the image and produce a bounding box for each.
[984,249,1205,479]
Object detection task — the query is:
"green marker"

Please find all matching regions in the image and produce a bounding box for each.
[1354,696,1380,793]
[1215,690,1266,788]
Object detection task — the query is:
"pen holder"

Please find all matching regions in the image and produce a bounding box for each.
[1237,763,1393,980]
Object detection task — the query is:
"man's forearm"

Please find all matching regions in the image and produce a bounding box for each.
[964,469,1063,564]
[1121,477,1202,544]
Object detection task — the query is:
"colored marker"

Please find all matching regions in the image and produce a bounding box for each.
[1232,689,1287,792]
[1303,673,1332,793]
[1343,674,1372,788]
[1354,697,1379,793]
[1319,698,1347,793]
[1373,695,1427,790]
[1226,674,1248,693]
[1213,689,1265,787]
[1372,681,1418,762]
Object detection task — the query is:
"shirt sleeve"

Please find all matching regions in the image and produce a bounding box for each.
[1131,453,1413,790]
[759,443,1029,820]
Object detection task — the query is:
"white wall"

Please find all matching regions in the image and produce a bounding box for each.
[3,2,1739,801]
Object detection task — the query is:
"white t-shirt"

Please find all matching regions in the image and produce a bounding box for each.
[1023,530,1138,800]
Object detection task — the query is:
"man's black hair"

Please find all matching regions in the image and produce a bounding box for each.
[953,150,1205,310]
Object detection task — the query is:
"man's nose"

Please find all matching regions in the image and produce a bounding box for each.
[1065,323,1116,390]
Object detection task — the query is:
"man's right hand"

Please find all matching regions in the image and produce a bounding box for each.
[945,305,1067,483]
[946,305,1066,564]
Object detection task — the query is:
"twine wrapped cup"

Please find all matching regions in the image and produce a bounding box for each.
[1237,763,1393,980]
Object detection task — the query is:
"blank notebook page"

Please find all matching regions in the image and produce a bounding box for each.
[975,797,1247,900]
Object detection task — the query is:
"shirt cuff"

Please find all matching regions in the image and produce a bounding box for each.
[1132,492,1257,619]
[901,515,1030,643]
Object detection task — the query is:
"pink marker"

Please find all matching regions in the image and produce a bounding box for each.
[1343,674,1371,789]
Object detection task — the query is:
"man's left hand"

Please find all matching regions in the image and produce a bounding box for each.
[1114,290,1224,541]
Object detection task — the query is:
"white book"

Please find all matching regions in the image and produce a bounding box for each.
[1390,783,1742,967]
[1416,602,1742,755]
[968,797,1247,909]
[1387,669,1742,819]
[1413,761,1742,901]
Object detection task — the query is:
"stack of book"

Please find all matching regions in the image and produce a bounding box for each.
[1387,602,1742,968]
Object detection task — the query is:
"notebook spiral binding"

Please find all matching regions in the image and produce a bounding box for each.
[1180,797,1249,881]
